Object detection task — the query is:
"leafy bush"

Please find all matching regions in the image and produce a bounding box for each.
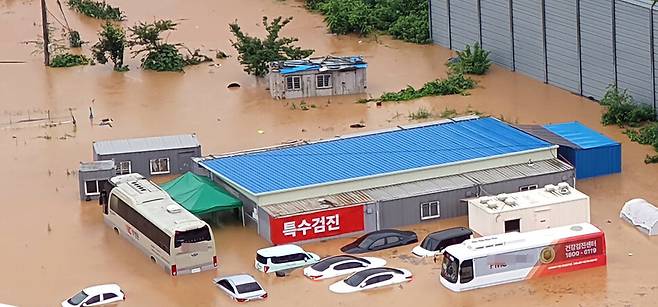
[92,22,128,71]
[378,72,476,102]
[141,44,185,71]
[307,0,430,44]
[49,53,90,67]
[600,86,655,126]
[230,16,315,77]
[625,123,658,164]
[319,0,373,35]
[67,0,125,21]
[68,31,83,48]
[449,43,491,75]
[388,14,430,44]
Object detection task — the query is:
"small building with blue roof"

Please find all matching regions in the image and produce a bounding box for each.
[195,117,576,244]
[268,55,367,99]
[518,122,622,179]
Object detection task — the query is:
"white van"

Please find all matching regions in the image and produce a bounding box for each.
[255,244,320,277]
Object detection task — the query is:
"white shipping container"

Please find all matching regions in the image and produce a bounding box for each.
[468,183,590,236]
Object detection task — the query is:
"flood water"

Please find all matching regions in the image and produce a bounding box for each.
[1,0,658,306]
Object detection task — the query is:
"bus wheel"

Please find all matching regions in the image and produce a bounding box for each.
[150,256,156,263]
[114,227,119,235]
[275,271,286,277]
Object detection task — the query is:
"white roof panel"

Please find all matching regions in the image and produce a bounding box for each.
[94,134,199,156]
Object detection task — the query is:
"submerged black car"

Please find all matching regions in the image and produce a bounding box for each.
[340,229,418,254]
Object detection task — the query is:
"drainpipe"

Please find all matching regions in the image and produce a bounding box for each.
[509,0,516,71]
[428,0,433,42]
[577,0,583,95]
[612,0,618,87]
[447,0,453,50]
[541,0,548,83]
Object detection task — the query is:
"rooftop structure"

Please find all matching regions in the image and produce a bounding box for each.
[198,117,556,205]
[93,134,199,156]
[269,55,367,75]
[470,182,589,214]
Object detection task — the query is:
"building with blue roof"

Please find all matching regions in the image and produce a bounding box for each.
[518,122,621,179]
[195,117,576,244]
[267,55,367,99]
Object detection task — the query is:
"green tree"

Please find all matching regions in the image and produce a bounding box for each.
[229,16,315,77]
[128,20,185,71]
[449,43,492,75]
[91,22,128,71]
[319,0,373,35]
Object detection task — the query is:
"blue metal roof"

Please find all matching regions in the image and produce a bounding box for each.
[201,118,552,195]
[543,122,619,149]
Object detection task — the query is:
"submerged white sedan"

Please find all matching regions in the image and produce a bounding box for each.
[213,274,267,302]
[61,284,125,307]
[329,267,413,294]
[303,255,386,280]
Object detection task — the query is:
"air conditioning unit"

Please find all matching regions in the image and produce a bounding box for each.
[504,198,517,206]
[496,193,508,201]
[544,184,556,192]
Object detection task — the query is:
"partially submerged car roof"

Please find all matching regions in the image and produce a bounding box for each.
[427,227,472,241]
[82,284,121,294]
[256,244,305,257]
[349,267,403,279]
[359,229,415,240]
[218,274,258,285]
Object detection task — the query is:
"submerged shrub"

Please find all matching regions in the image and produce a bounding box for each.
[378,72,476,102]
[49,53,90,67]
[388,13,430,44]
[67,0,125,21]
[319,0,373,35]
[449,43,492,75]
[600,86,656,126]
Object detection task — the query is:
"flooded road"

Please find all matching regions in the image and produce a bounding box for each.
[1,0,658,306]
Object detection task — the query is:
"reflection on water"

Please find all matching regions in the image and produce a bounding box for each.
[0,0,657,306]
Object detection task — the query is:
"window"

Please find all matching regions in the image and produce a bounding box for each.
[505,219,521,233]
[316,74,332,89]
[217,280,234,293]
[420,201,440,220]
[334,262,364,271]
[286,76,302,90]
[116,161,131,175]
[85,295,101,305]
[150,158,170,175]
[103,293,117,300]
[236,282,262,294]
[109,194,171,254]
[460,259,474,283]
[519,184,539,192]
[364,276,380,286]
[369,238,386,250]
[377,274,393,283]
[386,236,400,245]
[271,253,306,264]
[84,180,99,196]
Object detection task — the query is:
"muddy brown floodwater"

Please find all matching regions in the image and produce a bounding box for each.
[1,0,658,306]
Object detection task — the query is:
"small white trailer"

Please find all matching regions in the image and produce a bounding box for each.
[468,183,590,236]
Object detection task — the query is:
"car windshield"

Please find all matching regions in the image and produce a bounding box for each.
[344,272,370,287]
[420,237,440,251]
[67,290,89,305]
[441,252,459,284]
[256,253,267,264]
[311,256,360,271]
[236,282,262,294]
[356,237,375,249]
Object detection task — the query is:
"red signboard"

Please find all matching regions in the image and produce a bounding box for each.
[269,205,365,244]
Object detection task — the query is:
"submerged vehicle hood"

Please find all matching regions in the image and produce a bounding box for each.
[411,245,436,257]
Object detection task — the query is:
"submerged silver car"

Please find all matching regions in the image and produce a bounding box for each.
[213,274,267,302]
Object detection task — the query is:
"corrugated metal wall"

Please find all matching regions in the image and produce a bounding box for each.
[512,0,545,81]
[430,0,450,47]
[429,0,658,112]
[616,1,654,103]
[449,0,480,50]
[480,0,513,69]
[545,0,580,93]
[580,0,615,100]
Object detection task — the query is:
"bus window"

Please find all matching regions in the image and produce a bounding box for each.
[441,253,459,284]
[174,226,212,252]
[460,259,474,283]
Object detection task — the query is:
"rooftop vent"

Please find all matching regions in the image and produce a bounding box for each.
[544,184,556,192]
[166,204,183,214]
[486,200,498,210]
[504,198,517,206]
[496,193,508,201]
[479,197,491,204]
[557,182,571,195]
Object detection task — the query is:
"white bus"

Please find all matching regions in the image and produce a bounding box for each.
[440,223,606,291]
[103,174,217,276]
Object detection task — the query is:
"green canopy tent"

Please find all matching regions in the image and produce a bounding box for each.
[160,172,244,226]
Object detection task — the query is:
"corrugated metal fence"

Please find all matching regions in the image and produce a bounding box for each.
[429,0,658,113]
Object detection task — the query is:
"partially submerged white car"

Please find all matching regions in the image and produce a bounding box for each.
[255,244,320,277]
[213,274,267,302]
[61,284,125,307]
[303,255,386,280]
[329,267,413,294]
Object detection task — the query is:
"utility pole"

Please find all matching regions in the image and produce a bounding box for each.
[40,0,50,66]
